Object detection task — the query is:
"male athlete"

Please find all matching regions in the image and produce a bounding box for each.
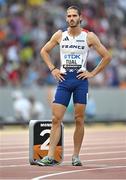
[37,6,111,166]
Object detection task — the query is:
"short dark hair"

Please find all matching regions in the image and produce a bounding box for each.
[67,6,81,16]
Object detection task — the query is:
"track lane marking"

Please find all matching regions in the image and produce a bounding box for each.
[0,150,126,160]
[0,144,126,155]
[1,137,125,146]
[32,165,126,180]
[0,142,126,150]
[0,157,126,168]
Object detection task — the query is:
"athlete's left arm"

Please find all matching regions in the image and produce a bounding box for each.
[77,32,111,79]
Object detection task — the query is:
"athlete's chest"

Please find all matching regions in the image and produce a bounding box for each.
[60,33,86,53]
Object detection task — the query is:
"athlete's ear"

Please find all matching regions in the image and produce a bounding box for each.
[80,15,82,23]
[66,15,68,23]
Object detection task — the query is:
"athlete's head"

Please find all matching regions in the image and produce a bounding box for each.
[66,6,82,28]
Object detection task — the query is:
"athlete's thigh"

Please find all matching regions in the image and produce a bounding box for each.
[53,84,72,107]
[73,79,88,104]
[73,89,88,105]
[74,103,86,118]
[52,103,67,120]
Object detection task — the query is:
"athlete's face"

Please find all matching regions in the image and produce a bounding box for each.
[66,9,81,27]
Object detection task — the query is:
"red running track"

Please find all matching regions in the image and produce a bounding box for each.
[0,125,126,179]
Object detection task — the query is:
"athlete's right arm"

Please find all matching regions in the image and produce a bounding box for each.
[40,30,65,82]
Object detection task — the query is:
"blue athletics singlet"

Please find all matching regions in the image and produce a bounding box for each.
[53,29,90,107]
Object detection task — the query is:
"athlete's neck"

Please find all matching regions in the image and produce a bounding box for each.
[68,27,82,37]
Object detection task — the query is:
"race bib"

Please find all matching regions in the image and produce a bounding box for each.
[62,54,83,71]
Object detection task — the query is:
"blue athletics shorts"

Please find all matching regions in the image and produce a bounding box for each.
[53,71,88,107]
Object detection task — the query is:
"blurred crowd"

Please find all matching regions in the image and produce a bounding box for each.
[12,90,45,122]
[0,0,126,88]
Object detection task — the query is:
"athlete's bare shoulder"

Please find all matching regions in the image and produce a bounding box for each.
[87,31,111,58]
[87,32,101,47]
[41,30,63,52]
[51,30,62,44]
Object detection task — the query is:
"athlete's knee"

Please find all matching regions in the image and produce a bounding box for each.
[52,114,61,126]
[75,114,84,125]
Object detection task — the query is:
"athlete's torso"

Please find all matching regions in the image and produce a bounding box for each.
[59,29,90,74]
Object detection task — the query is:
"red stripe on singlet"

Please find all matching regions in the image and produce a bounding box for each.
[82,29,89,33]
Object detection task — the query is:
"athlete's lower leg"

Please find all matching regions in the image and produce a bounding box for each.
[47,103,66,158]
[73,104,85,156]
[73,117,84,156]
[48,116,61,158]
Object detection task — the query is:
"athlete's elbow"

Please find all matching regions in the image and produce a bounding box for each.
[105,52,112,62]
[40,47,46,57]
